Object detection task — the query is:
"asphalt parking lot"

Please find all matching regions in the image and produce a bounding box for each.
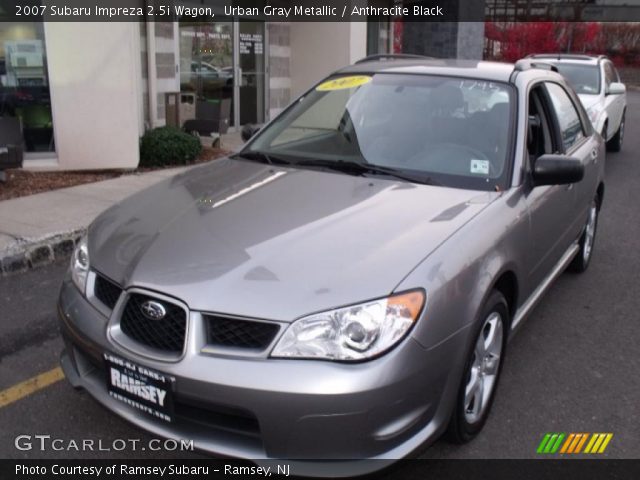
[1,94,639,469]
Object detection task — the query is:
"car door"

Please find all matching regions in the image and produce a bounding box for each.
[523,84,578,290]
[544,81,599,234]
[603,61,625,135]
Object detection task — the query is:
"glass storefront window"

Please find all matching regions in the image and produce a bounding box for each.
[0,22,55,153]
[179,20,266,129]
[179,21,234,126]
[179,21,233,100]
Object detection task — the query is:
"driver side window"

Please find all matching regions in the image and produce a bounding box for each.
[527,87,554,163]
[545,82,585,152]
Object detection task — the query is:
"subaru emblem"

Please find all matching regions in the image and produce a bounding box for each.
[140,300,166,320]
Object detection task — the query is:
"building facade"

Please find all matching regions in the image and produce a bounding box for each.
[0,15,482,171]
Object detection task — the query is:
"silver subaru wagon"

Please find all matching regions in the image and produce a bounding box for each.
[58,57,604,475]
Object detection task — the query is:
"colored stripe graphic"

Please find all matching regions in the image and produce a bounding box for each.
[550,433,565,453]
[537,433,552,453]
[538,433,613,455]
[544,434,559,453]
[597,433,613,453]
[560,433,575,454]
[585,433,614,454]
[584,433,599,453]
[574,433,589,453]
[537,433,565,454]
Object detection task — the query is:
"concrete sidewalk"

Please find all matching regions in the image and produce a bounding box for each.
[0,131,245,275]
[0,166,193,275]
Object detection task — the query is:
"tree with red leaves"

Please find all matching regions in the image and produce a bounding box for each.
[393,18,403,54]
[485,22,604,63]
[599,23,640,67]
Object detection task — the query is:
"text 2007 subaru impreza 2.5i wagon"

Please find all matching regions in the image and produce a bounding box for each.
[58,56,604,475]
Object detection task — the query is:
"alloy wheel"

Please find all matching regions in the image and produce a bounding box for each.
[464,311,504,424]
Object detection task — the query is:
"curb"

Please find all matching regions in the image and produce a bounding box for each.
[0,228,86,276]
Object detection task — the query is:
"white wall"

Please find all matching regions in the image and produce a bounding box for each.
[44,22,141,170]
[289,22,367,99]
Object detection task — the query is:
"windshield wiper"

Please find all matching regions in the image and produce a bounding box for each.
[231,151,292,166]
[233,153,439,185]
[294,159,439,186]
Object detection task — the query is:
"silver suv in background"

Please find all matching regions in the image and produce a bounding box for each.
[527,54,627,151]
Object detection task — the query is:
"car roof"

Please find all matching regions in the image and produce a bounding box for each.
[335,58,518,83]
[334,57,570,84]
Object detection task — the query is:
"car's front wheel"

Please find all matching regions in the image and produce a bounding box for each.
[607,111,625,152]
[568,197,600,273]
[446,290,508,443]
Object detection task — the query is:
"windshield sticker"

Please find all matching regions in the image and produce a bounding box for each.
[470,159,490,175]
[316,76,372,91]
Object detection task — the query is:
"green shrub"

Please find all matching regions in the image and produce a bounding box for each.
[139,126,201,167]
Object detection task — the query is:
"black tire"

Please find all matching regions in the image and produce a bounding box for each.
[568,197,600,273]
[606,111,625,152]
[446,290,509,443]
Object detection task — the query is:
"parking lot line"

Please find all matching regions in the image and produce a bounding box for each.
[0,367,64,409]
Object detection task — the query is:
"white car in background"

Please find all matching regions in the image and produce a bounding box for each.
[527,54,627,151]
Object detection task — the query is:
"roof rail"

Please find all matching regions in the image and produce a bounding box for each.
[354,54,435,64]
[526,53,603,62]
[513,59,559,73]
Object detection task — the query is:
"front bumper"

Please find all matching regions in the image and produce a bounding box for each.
[58,277,467,475]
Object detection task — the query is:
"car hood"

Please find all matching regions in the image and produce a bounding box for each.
[89,158,498,321]
[577,94,602,112]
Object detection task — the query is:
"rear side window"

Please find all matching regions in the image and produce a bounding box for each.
[545,83,585,151]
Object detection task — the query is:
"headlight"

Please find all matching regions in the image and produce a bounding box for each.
[271,290,425,361]
[70,235,90,295]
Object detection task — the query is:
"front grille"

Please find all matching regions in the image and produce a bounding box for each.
[204,315,279,350]
[120,294,186,353]
[93,273,122,310]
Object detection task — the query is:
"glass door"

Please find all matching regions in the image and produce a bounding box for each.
[237,22,266,126]
[179,20,266,131]
[179,21,234,126]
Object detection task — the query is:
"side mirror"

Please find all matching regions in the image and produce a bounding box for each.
[606,82,626,95]
[533,154,584,186]
[241,124,261,142]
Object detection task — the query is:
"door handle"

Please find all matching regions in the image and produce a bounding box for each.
[591,149,598,163]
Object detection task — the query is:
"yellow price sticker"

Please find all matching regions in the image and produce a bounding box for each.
[316,76,372,92]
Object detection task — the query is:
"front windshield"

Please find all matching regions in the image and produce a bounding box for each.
[246,73,514,191]
[552,64,601,94]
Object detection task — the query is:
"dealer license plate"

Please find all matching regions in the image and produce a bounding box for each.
[104,353,174,422]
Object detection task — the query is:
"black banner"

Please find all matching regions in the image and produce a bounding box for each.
[2,0,640,22]
[1,459,640,480]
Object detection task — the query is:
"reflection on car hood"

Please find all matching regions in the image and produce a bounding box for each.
[89,158,498,321]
